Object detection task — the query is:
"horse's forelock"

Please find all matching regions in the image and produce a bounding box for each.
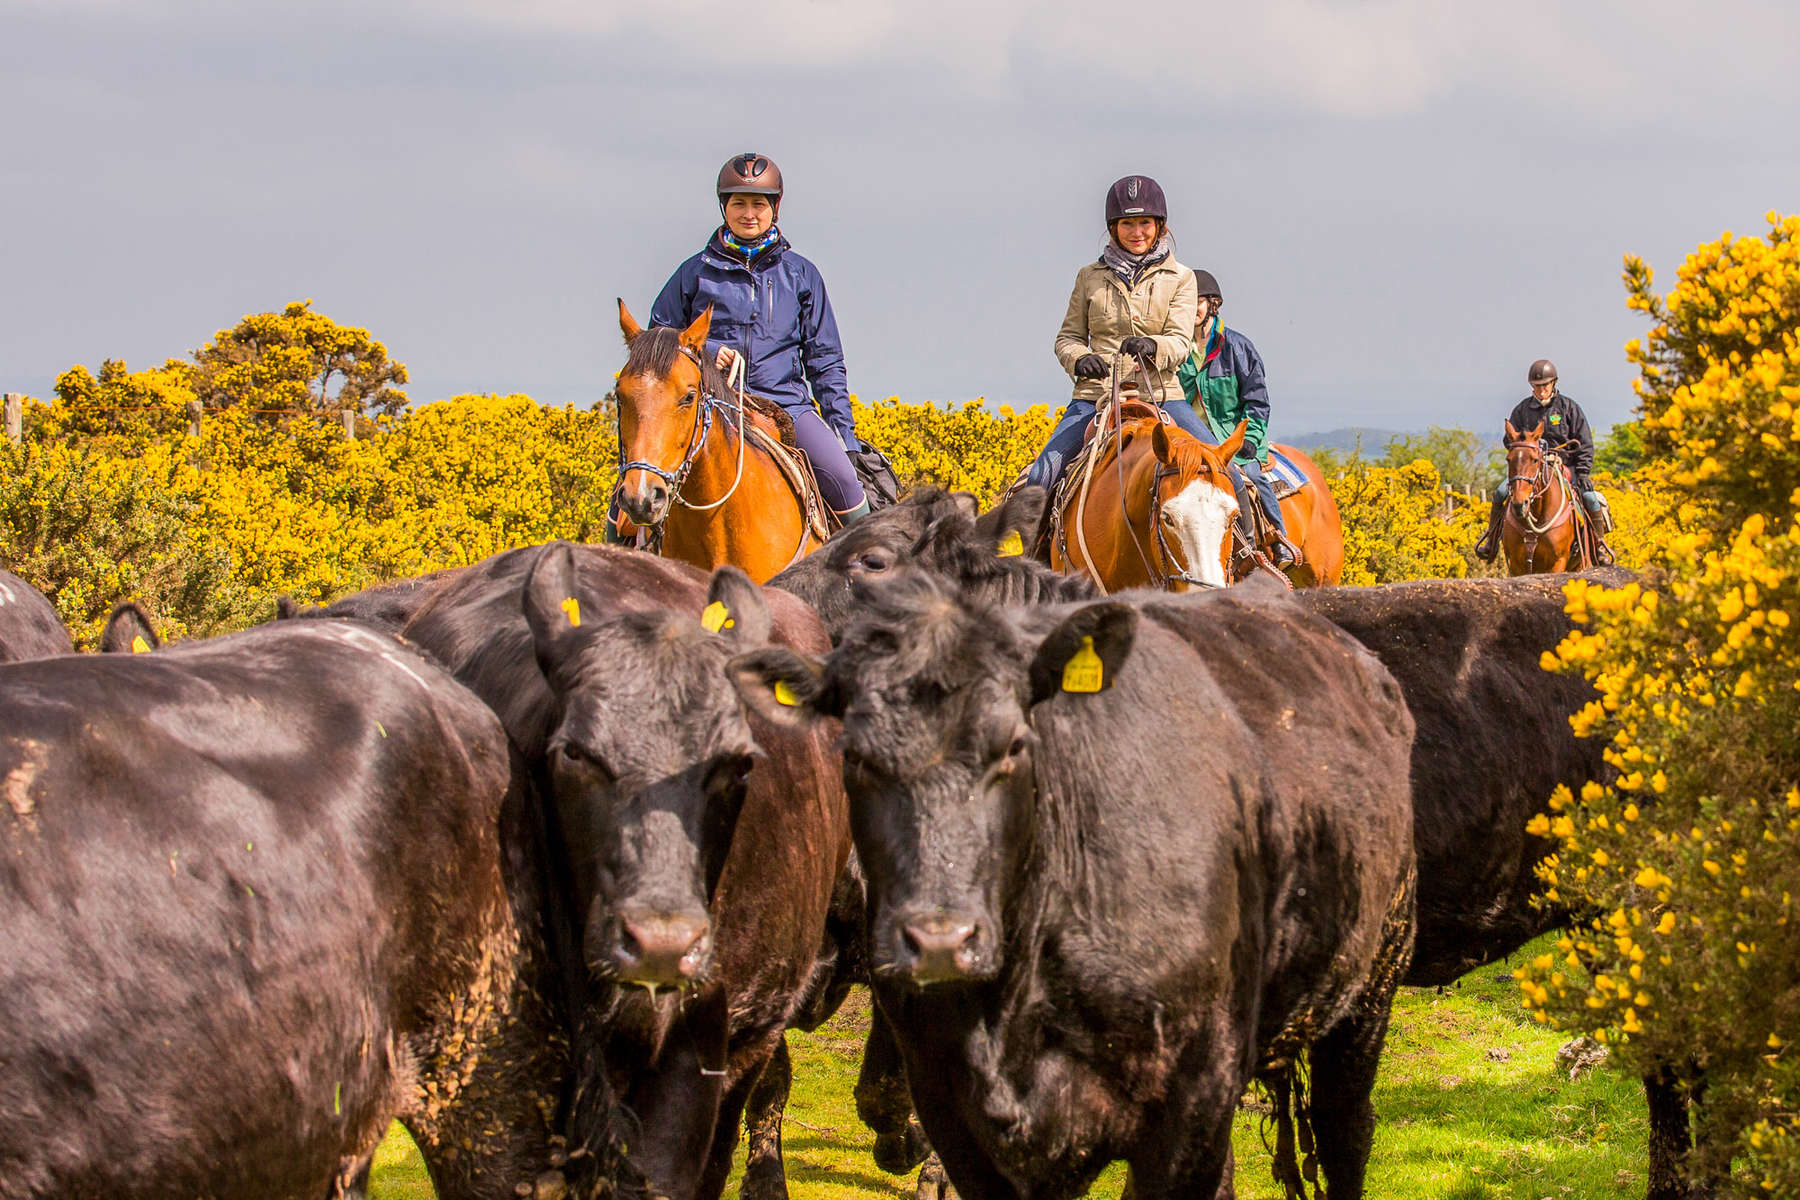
[620,326,728,399]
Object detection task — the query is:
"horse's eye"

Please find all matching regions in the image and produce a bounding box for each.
[682,389,698,407]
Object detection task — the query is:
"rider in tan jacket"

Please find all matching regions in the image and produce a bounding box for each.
[1026,175,1205,491]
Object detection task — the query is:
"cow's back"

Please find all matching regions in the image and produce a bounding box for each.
[1298,573,1615,982]
[0,569,72,663]
[0,622,515,1200]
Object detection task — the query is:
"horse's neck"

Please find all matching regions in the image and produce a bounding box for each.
[664,413,810,580]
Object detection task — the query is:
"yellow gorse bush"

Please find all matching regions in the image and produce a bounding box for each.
[1520,213,1800,1195]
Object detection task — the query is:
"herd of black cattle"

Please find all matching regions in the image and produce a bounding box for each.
[0,486,1698,1200]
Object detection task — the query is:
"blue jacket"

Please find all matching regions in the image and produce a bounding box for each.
[650,229,854,438]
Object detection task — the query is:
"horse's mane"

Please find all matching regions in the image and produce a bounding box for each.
[622,326,732,400]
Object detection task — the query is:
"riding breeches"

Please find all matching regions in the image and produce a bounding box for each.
[1234,457,1288,536]
[1024,399,1216,492]
[783,404,865,513]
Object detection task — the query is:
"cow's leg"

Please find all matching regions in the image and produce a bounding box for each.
[1306,1000,1395,1200]
[856,1004,930,1174]
[1645,1067,1691,1200]
[735,1035,792,1200]
[1126,1110,1233,1200]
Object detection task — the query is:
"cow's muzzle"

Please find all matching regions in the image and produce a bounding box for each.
[606,907,711,989]
[890,912,992,986]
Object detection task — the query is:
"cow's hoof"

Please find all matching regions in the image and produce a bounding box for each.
[916,1154,956,1200]
[874,1119,931,1173]
[739,1156,789,1200]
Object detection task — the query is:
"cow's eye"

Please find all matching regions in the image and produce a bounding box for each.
[851,549,892,574]
[1007,734,1029,759]
[558,740,614,778]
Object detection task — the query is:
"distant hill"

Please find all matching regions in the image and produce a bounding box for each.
[1284,427,1404,455]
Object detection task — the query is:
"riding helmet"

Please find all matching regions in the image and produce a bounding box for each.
[1528,358,1558,386]
[1191,268,1222,299]
[1105,175,1167,224]
[717,153,784,207]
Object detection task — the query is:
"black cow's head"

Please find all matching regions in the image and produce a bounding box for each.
[732,569,1135,989]
[524,544,768,993]
[769,487,1048,633]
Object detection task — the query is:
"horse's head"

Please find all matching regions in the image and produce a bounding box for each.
[614,300,717,526]
[1504,419,1547,515]
[1149,418,1248,590]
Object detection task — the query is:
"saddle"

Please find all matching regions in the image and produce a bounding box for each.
[1549,454,1617,569]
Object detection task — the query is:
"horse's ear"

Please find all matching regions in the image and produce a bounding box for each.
[1151,422,1174,464]
[1528,421,1546,441]
[1504,419,1520,444]
[1217,419,1249,462]
[680,305,714,354]
[618,299,643,345]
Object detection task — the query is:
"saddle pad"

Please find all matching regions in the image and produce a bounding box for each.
[1266,446,1310,498]
[746,422,832,544]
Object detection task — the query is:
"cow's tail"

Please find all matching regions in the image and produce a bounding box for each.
[1262,1060,1323,1200]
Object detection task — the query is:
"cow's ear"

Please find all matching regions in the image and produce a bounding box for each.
[100,602,161,654]
[729,647,836,727]
[974,486,1045,559]
[947,492,980,521]
[1028,602,1138,706]
[522,541,587,676]
[274,594,302,620]
[703,565,772,650]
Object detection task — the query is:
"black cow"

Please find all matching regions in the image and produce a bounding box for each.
[0,568,72,662]
[734,572,1416,1199]
[0,619,627,1199]
[273,565,469,631]
[401,542,851,1200]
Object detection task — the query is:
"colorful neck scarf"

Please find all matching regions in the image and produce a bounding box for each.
[1100,230,1173,287]
[1198,314,1224,365]
[720,225,781,264]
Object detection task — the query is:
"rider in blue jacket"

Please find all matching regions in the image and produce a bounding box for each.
[649,152,869,523]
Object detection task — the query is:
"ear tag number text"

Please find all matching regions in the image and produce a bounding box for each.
[1062,635,1104,694]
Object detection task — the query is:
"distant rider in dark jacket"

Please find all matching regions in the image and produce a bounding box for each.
[1475,358,1606,561]
[649,152,869,523]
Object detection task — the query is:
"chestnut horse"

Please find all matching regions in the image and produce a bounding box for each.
[615,301,824,584]
[1052,415,1343,592]
[1500,419,1581,575]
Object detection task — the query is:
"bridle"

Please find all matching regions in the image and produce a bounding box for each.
[1506,439,1569,536]
[617,347,748,515]
[1148,457,1222,590]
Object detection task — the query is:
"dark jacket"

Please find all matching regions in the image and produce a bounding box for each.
[1176,322,1272,460]
[651,229,853,437]
[1507,391,1593,481]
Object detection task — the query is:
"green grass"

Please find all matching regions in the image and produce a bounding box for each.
[371,936,1645,1199]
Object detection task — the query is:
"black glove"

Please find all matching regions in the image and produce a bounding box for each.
[1073,354,1109,380]
[1118,336,1157,360]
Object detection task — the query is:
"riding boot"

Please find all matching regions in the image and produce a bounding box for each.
[1474,495,1505,562]
[836,499,872,526]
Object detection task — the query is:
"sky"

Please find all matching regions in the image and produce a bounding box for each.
[3,0,1797,438]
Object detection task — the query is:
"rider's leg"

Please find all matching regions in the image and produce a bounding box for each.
[1157,399,1220,446]
[1237,458,1296,565]
[1474,480,1509,562]
[785,406,868,523]
[1025,401,1097,492]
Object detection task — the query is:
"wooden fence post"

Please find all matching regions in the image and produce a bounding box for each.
[339,409,356,440]
[185,399,203,439]
[4,393,21,445]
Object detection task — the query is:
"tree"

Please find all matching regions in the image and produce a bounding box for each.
[1519,212,1800,1195]
[192,300,409,417]
[1379,425,1502,496]
[1594,419,1647,477]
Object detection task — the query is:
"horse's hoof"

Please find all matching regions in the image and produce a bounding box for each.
[916,1154,956,1200]
[873,1119,931,1174]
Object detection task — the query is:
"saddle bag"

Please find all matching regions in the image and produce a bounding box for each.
[850,443,901,512]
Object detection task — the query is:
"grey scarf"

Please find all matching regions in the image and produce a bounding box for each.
[1100,231,1173,287]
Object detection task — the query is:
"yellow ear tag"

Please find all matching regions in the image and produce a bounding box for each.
[1061,635,1104,694]
[701,601,735,634]
[560,597,581,628]
[997,530,1025,558]
[130,635,152,654]
[773,679,801,707]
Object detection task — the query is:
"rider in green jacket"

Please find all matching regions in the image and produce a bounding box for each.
[1175,270,1297,567]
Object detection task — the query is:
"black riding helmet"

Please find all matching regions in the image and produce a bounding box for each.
[1105,175,1167,225]
[1192,268,1222,301]
[1528,358,1558,386]
[717,152,783,216]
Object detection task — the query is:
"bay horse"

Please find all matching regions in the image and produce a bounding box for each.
[615,301,824,584]
[1500,418,1582,575]
[1052,414,1344,592]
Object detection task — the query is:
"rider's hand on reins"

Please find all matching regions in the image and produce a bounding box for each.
[715,345,739,372]
[1073,354,1109,380]
[1118,336,1157,362]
